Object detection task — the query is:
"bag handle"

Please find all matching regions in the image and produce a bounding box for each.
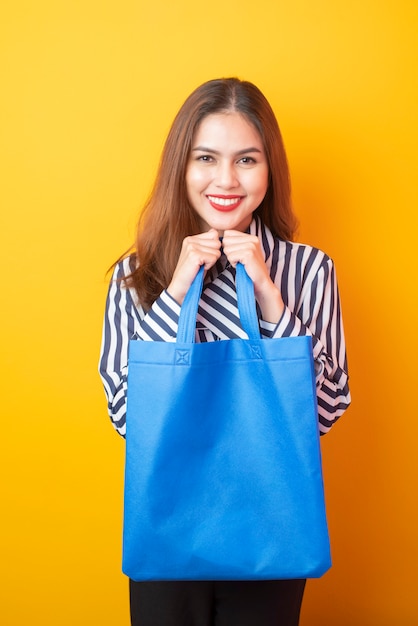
[177,263,260,343]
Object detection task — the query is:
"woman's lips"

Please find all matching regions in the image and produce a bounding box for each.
[206,195,243,211]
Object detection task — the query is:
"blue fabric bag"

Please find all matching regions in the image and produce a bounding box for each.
[122,263,331,581]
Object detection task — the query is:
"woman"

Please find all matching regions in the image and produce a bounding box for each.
[99,77,350,626]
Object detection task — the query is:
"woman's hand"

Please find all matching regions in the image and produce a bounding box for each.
[167,229,222,305]
[222,230,285,324]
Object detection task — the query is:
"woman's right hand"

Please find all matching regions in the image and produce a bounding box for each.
[167,229,222,305]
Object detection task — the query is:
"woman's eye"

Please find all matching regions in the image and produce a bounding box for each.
[197,155,214,162]
[239,157,256,165]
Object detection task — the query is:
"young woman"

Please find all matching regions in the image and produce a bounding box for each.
[99,77,351,626]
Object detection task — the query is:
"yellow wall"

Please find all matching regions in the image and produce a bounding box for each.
[1,1,417,624]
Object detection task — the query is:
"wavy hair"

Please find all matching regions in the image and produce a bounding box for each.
[124,77,297,308]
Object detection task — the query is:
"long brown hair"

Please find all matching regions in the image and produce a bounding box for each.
[124,77,297,308]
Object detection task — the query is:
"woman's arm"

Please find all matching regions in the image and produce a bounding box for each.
[99,233,221,436]
[270,256,350,434]
[98,258,181,436]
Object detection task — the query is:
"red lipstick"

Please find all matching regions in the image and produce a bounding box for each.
[206,195,243,211]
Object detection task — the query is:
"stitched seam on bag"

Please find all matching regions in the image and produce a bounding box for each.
[175,349,190,365]
[250,345,262,359]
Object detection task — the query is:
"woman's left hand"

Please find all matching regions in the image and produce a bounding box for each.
[222,230,285,324]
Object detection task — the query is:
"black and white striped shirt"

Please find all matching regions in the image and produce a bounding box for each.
[99,216,350,437]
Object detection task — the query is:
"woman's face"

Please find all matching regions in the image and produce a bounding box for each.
[186,112,269,234]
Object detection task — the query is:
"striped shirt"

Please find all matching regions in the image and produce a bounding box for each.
[99,216,350,437]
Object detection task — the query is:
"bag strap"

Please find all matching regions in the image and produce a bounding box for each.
[235,263,260,340]
[177,263,260,343]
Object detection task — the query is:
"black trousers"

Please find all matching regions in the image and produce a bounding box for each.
[129,579,306,626]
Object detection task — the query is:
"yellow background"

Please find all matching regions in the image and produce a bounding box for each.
[1,1,417,624]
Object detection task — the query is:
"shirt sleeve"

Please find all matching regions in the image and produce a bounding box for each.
[98,259,181,436]
[270,257,350,434]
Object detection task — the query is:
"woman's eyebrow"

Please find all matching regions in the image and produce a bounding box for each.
[191,146,262,156]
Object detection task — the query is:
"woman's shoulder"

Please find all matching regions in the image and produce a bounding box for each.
[250,216,332,263]
[278,238,332,266]
[254,218,332,269]
[108,253,145,312]
[111,253,138,280]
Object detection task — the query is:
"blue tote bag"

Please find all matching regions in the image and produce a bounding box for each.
[123,263,331,581]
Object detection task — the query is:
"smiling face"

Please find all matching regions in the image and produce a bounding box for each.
[185,112,269,234]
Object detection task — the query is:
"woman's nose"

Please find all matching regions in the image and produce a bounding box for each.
[216,162,239,188]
